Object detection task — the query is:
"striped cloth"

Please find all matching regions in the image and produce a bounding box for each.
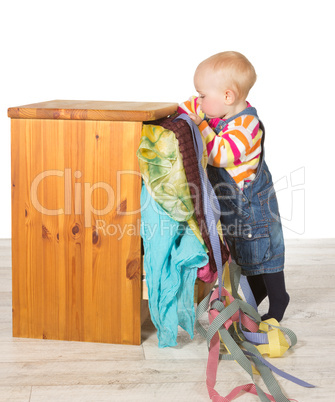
[178,96,263,189]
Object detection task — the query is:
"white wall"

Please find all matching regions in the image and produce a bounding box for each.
[1,0,334,239]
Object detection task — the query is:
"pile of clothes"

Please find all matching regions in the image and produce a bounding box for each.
[137,113,229,348]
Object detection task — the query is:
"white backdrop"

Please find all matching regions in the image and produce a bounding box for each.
[1,0,334,239]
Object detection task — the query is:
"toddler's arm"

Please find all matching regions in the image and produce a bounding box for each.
[178,96,204,124]
[179,97,261,169]
[200,117,261,168]
[178,96,205,120]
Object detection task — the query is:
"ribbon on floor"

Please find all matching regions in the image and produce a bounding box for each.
[196,263,315,401]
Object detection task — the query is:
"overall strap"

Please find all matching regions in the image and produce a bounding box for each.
[213,106,258,134]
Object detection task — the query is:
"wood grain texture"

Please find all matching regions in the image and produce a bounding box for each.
[7,100,178,122]
[11,118,143,345]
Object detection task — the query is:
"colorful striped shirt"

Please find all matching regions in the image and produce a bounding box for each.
[178,96,263,189]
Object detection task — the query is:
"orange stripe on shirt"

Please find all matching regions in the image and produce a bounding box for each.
[183,100,192,113]
[242,115,254,129]
[246,137,262,156]
[229,129,251,153]
[234,168,258,183]
[234,116,242,126]
[213,142,223,166]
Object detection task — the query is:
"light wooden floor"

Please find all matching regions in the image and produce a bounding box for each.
[1,239,334,402]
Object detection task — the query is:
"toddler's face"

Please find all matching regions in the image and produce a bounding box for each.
[194,68,228,119]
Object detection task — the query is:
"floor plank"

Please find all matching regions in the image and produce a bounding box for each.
[1,239,334,402]
[0,386,31,402]
[27,380,335,402]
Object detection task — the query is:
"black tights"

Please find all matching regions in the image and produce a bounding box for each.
[247,271,290,322]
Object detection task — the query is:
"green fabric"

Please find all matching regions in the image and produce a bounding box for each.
[137,124,194,222]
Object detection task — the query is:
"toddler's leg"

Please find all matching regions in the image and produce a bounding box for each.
[261,271,290,322]
[246,274,267,306]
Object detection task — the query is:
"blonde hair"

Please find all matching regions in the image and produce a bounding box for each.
[196,51,257,100]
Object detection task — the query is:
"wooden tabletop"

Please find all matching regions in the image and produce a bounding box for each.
[8,100,179,122]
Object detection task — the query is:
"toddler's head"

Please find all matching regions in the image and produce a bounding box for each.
[194,51,257,119]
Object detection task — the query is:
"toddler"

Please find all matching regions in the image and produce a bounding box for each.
[178,51,289,321]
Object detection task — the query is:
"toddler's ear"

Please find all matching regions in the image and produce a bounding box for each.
[224,89,236,105]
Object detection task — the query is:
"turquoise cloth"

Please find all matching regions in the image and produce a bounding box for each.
[141,183,209,348]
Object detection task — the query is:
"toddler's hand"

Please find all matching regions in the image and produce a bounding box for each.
[189,113,203,126]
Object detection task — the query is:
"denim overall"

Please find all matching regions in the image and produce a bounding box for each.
[206,107,285,276]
